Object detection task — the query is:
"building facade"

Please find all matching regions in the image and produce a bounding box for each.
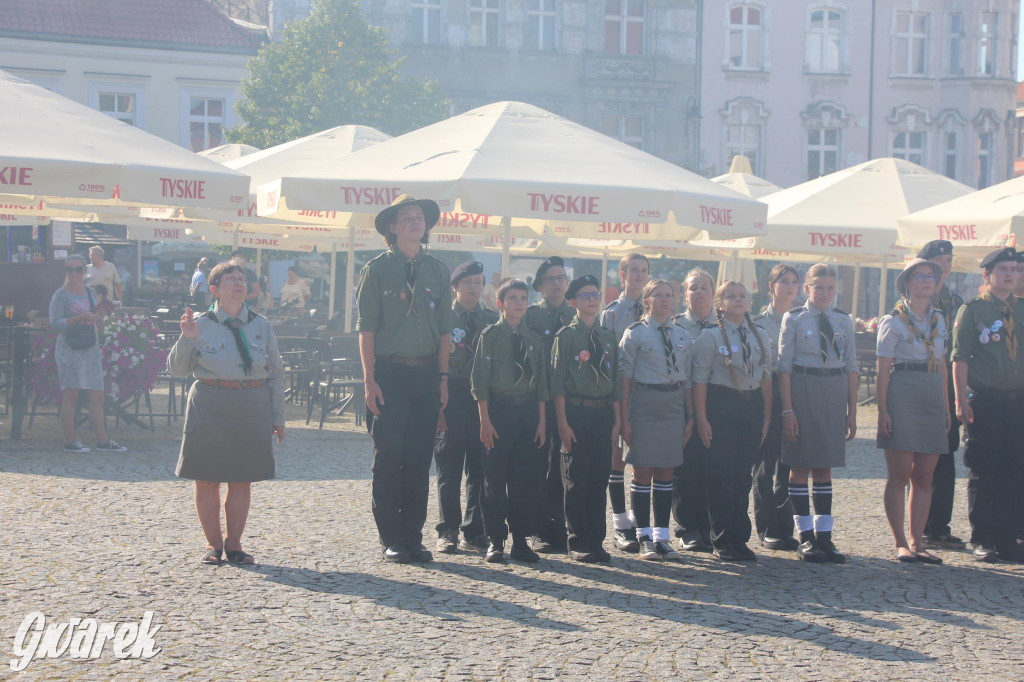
[700,0,1019,189]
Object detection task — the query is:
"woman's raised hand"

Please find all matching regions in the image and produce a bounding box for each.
[180,307,198,339]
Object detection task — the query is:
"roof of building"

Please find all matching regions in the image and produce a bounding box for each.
[0,0,265,54]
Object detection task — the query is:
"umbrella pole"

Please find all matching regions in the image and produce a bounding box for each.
[329,241,338,323]
[852,264,862,319]
[255,247,262,278]
[878,256,889,319]
[500,216,511,277]
[232,226,239,250]
[136,239,142,297]
[600,248,609,299]
[345,227,356,332]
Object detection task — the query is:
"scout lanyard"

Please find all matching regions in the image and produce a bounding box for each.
[891,299,940,372]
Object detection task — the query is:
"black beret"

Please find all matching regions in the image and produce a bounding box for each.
[980,247,1017,270]
[916,240,953,260]
[566,274,600,300]
[450,260,484,286]
[533,256,565,291]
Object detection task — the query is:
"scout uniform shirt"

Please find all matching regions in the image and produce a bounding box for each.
[471,318,549,402]
[693,317,773,391]
[601,292,645,343]
[778,302,858,374]
[951,293,1024,391]
[449,301,499,382]
[752,304,785,364]
[619,317,694,386]
[355,247,452,358]
[166,302,286,426]
[525,298,575,362]
[674,308,718,341]
[876,307,946,364]
[549,315,622,401]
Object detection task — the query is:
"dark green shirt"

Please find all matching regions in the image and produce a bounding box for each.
[449,300,498,381]
[471,317,549,402]
[550,316,621,401]
[951,293,1024,391]
[525,298,574,361]
[355,247,452,358]
[931,283,964,358]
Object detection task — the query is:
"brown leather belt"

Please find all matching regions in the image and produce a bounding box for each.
[793,366,844,377]
[197,378,266,390]
[893,362,929,372]
[377,355,436,367]
[566,395,613,408]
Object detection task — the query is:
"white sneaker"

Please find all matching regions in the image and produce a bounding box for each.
[95,440,128,452]
[638,536,660,561]
[63,440,90,453]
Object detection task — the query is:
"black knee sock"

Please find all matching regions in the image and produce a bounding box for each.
[812,480,833,516]
[609,471,626,515]
[652,479,673,529]
[630,481,651,533]
[790,483,810,516]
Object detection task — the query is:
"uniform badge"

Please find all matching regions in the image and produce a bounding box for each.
[805,329,814,336]
[730,345,739,353]
[452,328,465,343]
[545,329,550,335]
[980,332,990,344]
[992,333,1001,342]
[429,301,435,309]
[718,345,728,355]
[400,290,407,301]
[574,355,580,362]
[992,320,1003,331]
[579,350,591,362]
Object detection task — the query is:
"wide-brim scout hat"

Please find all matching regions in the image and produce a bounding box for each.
[374,194,441,241]
[916,240,953,260]
[896,258,943,297]
[533,256,565,291]
[980,247,1017,271]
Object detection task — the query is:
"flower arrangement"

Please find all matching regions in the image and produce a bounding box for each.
[854,317,879,333]
[31,313,168,403]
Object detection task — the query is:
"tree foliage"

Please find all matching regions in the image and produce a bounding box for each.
[228,0,448,147]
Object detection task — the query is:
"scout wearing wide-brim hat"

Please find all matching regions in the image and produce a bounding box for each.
[895,258,943,297]
[374,194,441,244]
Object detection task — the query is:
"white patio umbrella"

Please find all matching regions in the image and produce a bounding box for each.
[198,143,260,161]
[0,71,249,210]
[711,155,782,201]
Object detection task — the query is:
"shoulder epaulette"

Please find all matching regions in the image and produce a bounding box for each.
[479,322,500,336]
[832,307,848,315]
[367,251,389,265]
[602,300,617,311]
[788,306,803,314]
[752,311,768,321]
[626,320,643,330]
[967,295,985,305]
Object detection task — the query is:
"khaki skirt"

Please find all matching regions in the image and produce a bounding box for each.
[782,372,847,469]
[624,384,686,468]
[876,368,947,454]
[176,381,276,483]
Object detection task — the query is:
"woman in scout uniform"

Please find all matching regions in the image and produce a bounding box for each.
[673,267,717,553]
[600,252,650,553]
[472,279,548,564]
[951,247,1024,563]
[752,264,801,551]
[619,279,693,562]
[778,263,857,564]
[168,260,286,565]
[551,275,621,563]
[876,259,949,564]
[434,261,498,554]
[693,281,772,561]
[525,256,575,553]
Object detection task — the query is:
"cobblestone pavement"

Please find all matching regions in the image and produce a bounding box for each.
[1,393,1022,681]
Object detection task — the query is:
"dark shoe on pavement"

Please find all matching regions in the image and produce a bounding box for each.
[973,545,998,563]
[679,530,709,552]
[383,545,411,564]
[95,439,128,452]
[485,541,505,563]
[613,528,640,553]
[796,540,827,563]
[713,545,743,562]
[638,536,660,561]
[510,537,540,563]
[436,531,458,554]
[912,551,943,565]
[570,550,598,563]
[409,545,433,563]
[734,542,758,561]
[924,533,966,549]
[594,547,612,563]
[996,547,1024,564]
[816,535,846,564]
[762,536,798,551]
[531,536,561,554]
[655,541,683,562]
[459,534,489,552]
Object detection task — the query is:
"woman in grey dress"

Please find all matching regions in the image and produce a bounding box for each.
[877,259,948,564]
[49,253,126,454]
[619,279,694,562]
[168,260,286,566]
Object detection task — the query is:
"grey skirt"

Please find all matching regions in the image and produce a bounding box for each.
[176,381,276,483]
[782,372,847,468]
[876,368,947,454]
[624,384,685,468]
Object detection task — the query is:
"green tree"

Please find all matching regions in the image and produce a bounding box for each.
[228,0,448,147]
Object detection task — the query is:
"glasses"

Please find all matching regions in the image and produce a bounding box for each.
[774,277,799,286]
[542,275,567,285]
[218,276,247,286]
[65,266,85,274]
[912,273,936,282]
[575,291,601,301]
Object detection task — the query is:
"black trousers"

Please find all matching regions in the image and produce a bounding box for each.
[561,403,615,552]
[704,384,764,549]
[752,380,793,540]
[963,390,1024,553]
[674,429,710,537]
[367,361,441,550]
[536,403,566,543]
[434,382,484,539]
[924,367,960,537]
[482,397,543,543]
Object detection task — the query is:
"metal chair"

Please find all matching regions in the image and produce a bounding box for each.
[305,337,364,429]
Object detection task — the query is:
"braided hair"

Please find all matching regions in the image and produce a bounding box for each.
[714,280,770,391]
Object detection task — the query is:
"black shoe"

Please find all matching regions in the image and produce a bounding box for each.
[569,550,598,563]
[383,545,411,564]
[997,547,1024,564]
[531,536,561,554]
[973,545,998,563]
[613,528,640,553]
[485,541,506,563]
[510,537,540,563]
[796,540,827,563]
[815,535,846,564]
[409,545,433,563]
[700,530,713,548]
[734,542,758,561]
[713,545,743,562]
[679,529,710,552]
[924,532,966,549]
[762,536,799,551]
[436,531,458,554]
[459,534,489,552]
[594,547,612,563]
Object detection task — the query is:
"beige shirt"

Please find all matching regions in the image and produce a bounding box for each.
[85,261,120,300]
[778,302,858,374]
[618,317,694,386]
[692,317,772,391]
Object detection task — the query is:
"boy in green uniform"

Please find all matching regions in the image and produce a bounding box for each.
[472,279,549,563]
[551,275,622,562]
[356,195,452,564]
[524,256,575,552]
[434,261,498,554]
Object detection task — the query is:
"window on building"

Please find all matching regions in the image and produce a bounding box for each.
[601,115,645,150]
[977,132,992,188]
[189,97,225,152]
[469,0,500,47]
[410,0,441,44]
[1017,122,1024,160]
[947,13,964,75]
[892,131,925,165]
[893,11,928,75]
[728,4,762,69]
[945,131,959,179]
[721,98,767,175]
[98,92,136,126]
[806,8,842,72]
[807,127,839,180]
[604,0,644,55]
[978,12,997,76]
[526,0,556,51]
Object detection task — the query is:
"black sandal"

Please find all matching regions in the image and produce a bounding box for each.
[202,548,223,566]
[225,549,256,565]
